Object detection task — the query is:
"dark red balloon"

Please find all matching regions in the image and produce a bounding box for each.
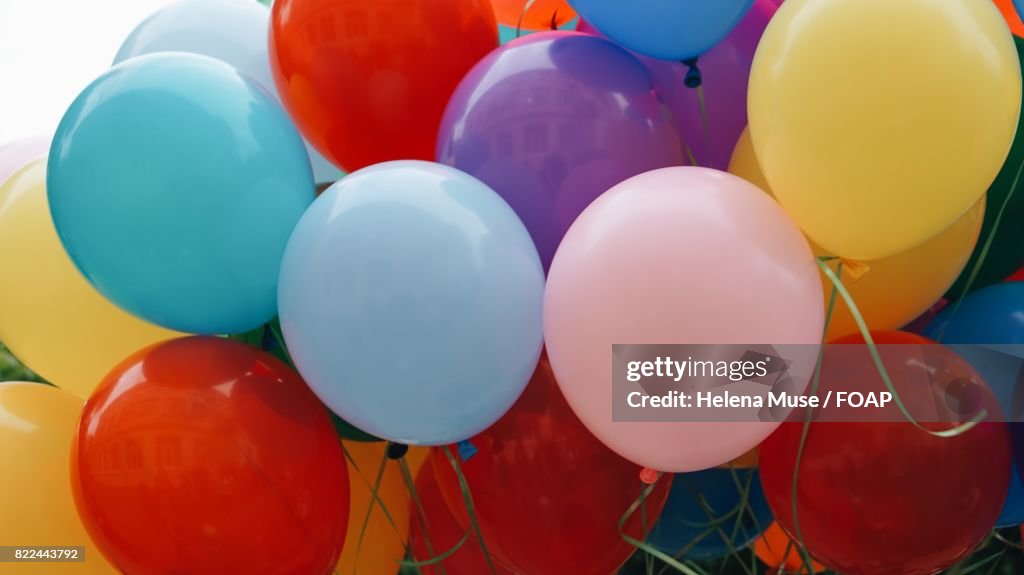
[433,355,671,575]
[269,0,497,172]
[410,453,515,575]
[72,336,350,575]
[760,331,1011,575]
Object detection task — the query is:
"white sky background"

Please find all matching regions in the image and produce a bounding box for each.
[0,0,180,146]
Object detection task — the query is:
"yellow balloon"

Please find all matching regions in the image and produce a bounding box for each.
[749,0,1019,260]
[0,382,116,574]
[0,160,182,398]
[337,442,427,575]
[730,128,984,341]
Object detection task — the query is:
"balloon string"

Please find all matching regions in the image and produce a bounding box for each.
[696,84,712,166]
[936,156,1024,342]
[349,446,390,575]
[441,445,499,575]
[641,483,654,575]
[515,0,538,38]
[396,454,453,575]
[788,260,842,574]
[618,473,703,575]
[672,475,756,575]
[815,256,986,438]
[340,445,405,541]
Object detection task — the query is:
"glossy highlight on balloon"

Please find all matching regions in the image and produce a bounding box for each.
[113,0,343,184]
[544,166,824,472]
[0,159,182,398]
[278,161,545,446]
[72,336,349,575]
[438,32,684,270]
[0,135,48,187]
[270,0,498,172]
[749,0,1021,260]
[47,52,314,335]
[760,332,1011,575]
[0,383,117,575]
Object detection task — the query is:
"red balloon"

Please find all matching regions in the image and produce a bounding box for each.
[410,453,515,575]
[269,0,497,172]
[1009,266,1024,282]
[72,336,350,575]
[433,354,671,574]
[760,331,1010,575]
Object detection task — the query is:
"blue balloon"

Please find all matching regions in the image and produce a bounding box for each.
[48,52,314,335]
[277,161,544,446]
[648,468,773,560]
[925,282,1024,527]
[568,0,754,60]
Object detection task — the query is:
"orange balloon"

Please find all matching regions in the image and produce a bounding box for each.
[996,0,1024,37]
[755,522,825,574]
[491,0,576,30]
[270,0,497,172]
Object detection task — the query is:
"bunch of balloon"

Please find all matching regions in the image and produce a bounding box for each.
[269,0,497,172]
[277,161,545,446]
[567,0,754,61]
[438,32,684,270]
[729,128,983,341]
[749,0,1021,261]
[410,453,514,575]
[946,34,1024,297]
[578,0,777,170]
[72,337,350,575]
[335,441,427,575]
[925,283,1024,527]
[0,159,182,398]
[647,468,773,562]
[544,166,824,472]
[47,53,315,335]
[760,332,1012,575]
[113,0,343,185]
[754,522,824,574]
[432,355,672,574]
[0,383,117,574]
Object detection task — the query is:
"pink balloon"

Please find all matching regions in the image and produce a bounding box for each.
[544,167,824,472]
[0,136,49,187]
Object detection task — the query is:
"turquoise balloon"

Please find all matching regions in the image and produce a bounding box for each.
[48,53,314,334]
[278,161,545,446]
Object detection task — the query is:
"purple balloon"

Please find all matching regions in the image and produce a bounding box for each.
[437,32,684,270]
[0,135,49,187]
[579,0,776,170]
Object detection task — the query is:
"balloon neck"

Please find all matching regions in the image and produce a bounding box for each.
[639,467,659,485]
[386,442,409,460]
[682,58,702,89]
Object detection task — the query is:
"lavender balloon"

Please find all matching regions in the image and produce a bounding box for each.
[579,0,776,170]
[437,32,684,270]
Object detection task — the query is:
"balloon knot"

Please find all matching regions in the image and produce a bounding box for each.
[550,10,559,31]
[839,258,871,282]
[682,58,702,89]
[457,439,478,462]
[639,467,659,485]
[386,442,409,460]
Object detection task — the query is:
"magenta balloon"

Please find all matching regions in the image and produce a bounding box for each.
[0,136,49,187]
[578,0,776,170]
[437,32,684,270]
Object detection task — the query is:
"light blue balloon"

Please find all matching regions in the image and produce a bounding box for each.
[113,0,343,185]
[48,52,314,335]
[568,0,754,60]
[278,161,544,446]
